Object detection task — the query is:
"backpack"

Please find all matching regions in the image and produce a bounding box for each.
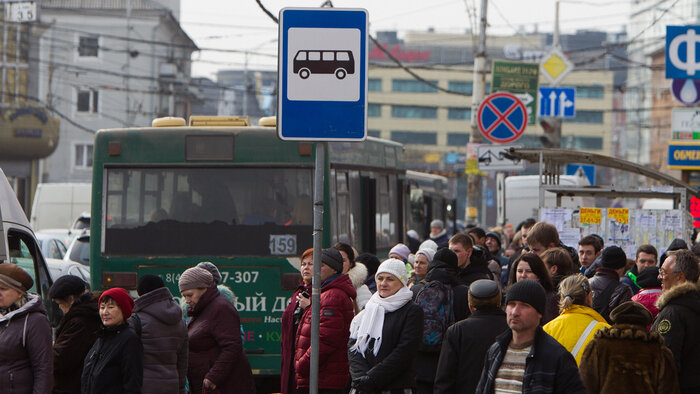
[414,281,455,351]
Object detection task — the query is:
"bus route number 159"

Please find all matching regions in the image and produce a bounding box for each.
[269,234,297,255]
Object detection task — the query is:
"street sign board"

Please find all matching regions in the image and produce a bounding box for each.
[671,108,700,140]
[668,142,700,169]
[538,87,575,118]
[477,145,525,171]
[491,60,539,124]
[666,26,700,79]
[477,92,528,144]
[671,79,700,105]
[5,2,36,22]
[565,164,595,185]
[278,8,368,141]
[540,48,574,85]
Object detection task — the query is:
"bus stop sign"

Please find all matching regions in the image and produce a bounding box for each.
[278,8,368,141]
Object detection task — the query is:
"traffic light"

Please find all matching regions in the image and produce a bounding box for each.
[539,117,562,148]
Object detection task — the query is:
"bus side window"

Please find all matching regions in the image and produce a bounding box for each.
[322,51,334,61]
[295,51,307,61]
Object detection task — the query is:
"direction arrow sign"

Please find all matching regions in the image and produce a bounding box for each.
[538,87,576,118]
[478,145,525,171]
[491,60,539,124]
[478,93,528,143]
[278,8,368,141]
[565,164,595,185]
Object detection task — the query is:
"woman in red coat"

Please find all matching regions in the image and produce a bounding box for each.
[180,267,255,394]
[294,249,356,393]
[281,248,313,394]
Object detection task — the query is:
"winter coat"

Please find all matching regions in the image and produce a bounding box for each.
[348,263,370,311]
[543,304,609,365]
[281,282,310,394]
[476,326,585,394]
[348,301,423,392]
[294,274,356,390]
[590,267,633,322]
[651,281,700,393]
[456,259,491,287]
[52,295,101,394]
[542,291,560,325]
[81,323,143,394]
[187,286,255,394]
[579,323,679,394]
[632,287,662,321]
[434,307,508,394]
[128,287,188,394]
[0,294,53,394]
[430,230,450,249]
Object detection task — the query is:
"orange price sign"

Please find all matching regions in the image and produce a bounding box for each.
[580,207,601,224]
[608,208,629,224]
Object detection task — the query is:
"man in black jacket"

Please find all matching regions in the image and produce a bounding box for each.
[476,280,584,394]
[449,233,491,287]
[434,280,508,394]
[651,249,700,394]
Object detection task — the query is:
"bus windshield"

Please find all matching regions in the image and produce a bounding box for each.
[104,167,313,256]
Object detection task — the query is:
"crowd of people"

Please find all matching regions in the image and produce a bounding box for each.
[1,216,699,393]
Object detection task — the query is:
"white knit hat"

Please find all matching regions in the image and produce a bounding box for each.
[375,258,408,286]
[416,247,436,263]
[419,239,438,252]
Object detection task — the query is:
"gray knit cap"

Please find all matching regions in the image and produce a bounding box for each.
[196,261,222,284]
[179,267,214,292]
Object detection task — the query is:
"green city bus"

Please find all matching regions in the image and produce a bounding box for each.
[90,116,413,381]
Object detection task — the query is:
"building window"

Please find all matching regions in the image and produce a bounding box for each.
[575,85,604,99]
[448,107,471,120]
[569,110,603,124]
[77,89,98,113]
[448,81,472,95]
[368,103,382,117]
[391,105,437,119]
[562,136,603,150]
[447,132,470,146]
[367,130,381,138]
[390,131,437,145]
[74,144,94,168]
[368,78,382,91]
[78,36,98,57]
[392,79,438,93]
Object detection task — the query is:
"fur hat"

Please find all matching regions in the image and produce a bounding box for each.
[389,243,411,262]
[506,279,546,315]
[321,248,344,273]
[0,263,33,294]
[375,258,408,286]
[433,248,458,268]
[99,287,135,319]
[196,261,222,284]
[137,274,165,296]
[178,267,214,292]
[610,301,652,327]
[601,246,627,269]
[49,275,87,300]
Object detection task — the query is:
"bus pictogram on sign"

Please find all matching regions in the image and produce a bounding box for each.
[477,92,528,143]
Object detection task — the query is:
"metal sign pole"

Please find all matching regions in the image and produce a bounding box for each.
[309,142,325,394]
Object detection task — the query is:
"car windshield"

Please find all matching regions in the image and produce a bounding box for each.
[69,237,90,265]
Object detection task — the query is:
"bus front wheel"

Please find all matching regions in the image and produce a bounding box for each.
[335,68,347,79]
[299,68,310,79]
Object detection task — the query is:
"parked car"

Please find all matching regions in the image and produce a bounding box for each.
[36,232,69,260]
[64,232,90,266]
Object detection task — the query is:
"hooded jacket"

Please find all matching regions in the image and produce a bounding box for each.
[187,286,255,394]
[651,281,700,393]
[579,323,679,394]
[0,294,53,394]
[430,230,450,249]
[457,255,491,288]
[295,274,356,390]
[543,304,610,365]
[52,295,101,394]
[81,323,143,394]
[128,287,188,394]
[590,267,633,322]
[281,282,310,394]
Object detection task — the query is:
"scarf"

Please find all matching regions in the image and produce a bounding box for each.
[349,285,413,356]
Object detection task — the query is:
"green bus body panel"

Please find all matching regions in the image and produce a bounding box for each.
[90,125,405,376]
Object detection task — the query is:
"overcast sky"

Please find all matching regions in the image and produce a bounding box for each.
[180,0,631,79]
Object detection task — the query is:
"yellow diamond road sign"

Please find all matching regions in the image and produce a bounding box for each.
[540,48,574,85]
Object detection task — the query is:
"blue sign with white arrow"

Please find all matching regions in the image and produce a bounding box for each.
[538,87,576,118]
[565,164,595,185]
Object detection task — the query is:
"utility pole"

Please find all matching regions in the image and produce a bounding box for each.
[125,0,132,125]
[466,0,488,225]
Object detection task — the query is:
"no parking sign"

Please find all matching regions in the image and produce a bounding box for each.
[477,92,527,143]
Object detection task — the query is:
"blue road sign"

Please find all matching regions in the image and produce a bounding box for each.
[538,87,575,118]
[565,164,595,185]
[477,92,527,143]
[278,8,368,141]
[666,26,700,79]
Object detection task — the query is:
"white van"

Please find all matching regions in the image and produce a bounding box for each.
[505,174,592,225]
[30,183,91,231]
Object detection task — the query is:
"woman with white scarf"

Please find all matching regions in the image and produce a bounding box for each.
[348,259,424,394]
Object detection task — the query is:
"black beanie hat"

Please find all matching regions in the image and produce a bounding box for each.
[610,301,653,327]
[137,274,165,296]
[506,279,546,315]
[485,232,502,248]
[601,246,627,269]
[322,248,344,273]
[636,266,661,289]
[433,248,459,268]
[356,253,381,277]
[49,275,87,300]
